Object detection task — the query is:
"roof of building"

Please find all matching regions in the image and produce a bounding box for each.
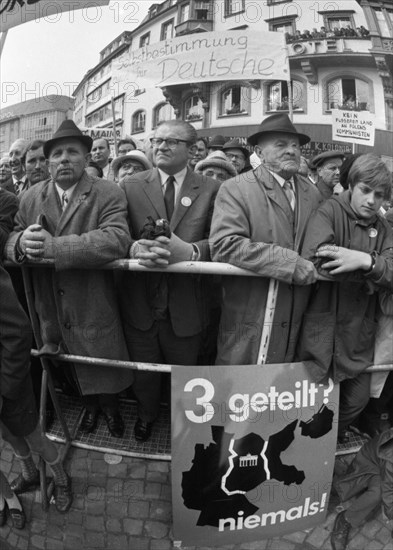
[0,95,74,123]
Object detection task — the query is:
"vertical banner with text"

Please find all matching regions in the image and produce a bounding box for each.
[172,362,338,547]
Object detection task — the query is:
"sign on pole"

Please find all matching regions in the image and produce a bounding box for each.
[172,362,338,547]
[0,0,110,32]
[332,109,375,147]
[113,31,289,90]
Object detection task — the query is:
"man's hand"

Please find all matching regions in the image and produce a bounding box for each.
[131,238,170,268]
[293,257,318,285]
[161,233,194,264]
[20,224,55,260]
[131,234,194,267]
[315,245,372,275]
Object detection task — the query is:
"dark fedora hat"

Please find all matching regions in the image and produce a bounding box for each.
[247,113,310,147]
[222,138,250,159]
[208,134,228,149]
[44,120,93,158]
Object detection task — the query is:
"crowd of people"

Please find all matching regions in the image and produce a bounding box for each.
[0,113,392,549]
[285,25,370,43]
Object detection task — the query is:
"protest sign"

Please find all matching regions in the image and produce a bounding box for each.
[113,31,289,91]
[0,0,109,32]
[332,109,375,146]
[172,362,338,547]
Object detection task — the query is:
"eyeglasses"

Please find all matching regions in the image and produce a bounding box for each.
[119,163,145,173]
[150,138,189,148]
[226,153,245,161]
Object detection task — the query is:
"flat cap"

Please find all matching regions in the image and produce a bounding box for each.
[312,150,346,168]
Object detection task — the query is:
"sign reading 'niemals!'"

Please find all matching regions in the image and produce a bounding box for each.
[171,362,338,547]
[113,31,289,89]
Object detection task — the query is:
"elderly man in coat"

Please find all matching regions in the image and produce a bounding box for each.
[5,120,133,439]
[210,113,323,365]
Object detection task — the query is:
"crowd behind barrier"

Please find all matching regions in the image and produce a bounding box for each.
[1,115,392,549]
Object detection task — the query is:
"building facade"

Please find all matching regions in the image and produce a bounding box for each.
[0,95,74,157]
[72,0,393,165]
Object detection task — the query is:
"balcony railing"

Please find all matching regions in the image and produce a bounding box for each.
[175,18,213,36]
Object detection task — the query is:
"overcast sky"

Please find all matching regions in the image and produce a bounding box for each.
[1,1,154,109]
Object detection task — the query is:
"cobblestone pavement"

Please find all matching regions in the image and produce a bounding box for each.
[0,442,391,550]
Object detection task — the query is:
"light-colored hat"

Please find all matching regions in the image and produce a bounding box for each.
[195,151,237,178]
[111,150,152,175]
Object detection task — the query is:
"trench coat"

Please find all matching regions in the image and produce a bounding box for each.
[209,165,323,365]
[296,191,393,383]
[5,173,133,395]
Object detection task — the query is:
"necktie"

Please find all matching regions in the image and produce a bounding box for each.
[164,175,175,221]
[61,191,69,211]
[283,180,296,211]
[14,181,21,195]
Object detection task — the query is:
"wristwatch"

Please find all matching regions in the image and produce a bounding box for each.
[369,250,377,271]
[190,244,200,261]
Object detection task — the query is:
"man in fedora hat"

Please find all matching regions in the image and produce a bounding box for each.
[210,113,323,365]
[207,135,228,154]
[222,138,251,174]
[5,119,133,440]
[312,150,346,200]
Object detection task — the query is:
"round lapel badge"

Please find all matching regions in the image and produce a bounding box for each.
[369,228,378,238]
[181,196,192,207]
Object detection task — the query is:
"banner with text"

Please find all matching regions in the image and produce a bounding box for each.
[172,362,338,547]
[113,31,289,91]
[332,109,375,147]
[0,0,110,32]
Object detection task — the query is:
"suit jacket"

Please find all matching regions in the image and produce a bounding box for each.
[209,165,324,365]
[120,167,221,337]
[5,172,133,395]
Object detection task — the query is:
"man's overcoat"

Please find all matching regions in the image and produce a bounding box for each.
[6,173,133,395]
[209,165,323,365]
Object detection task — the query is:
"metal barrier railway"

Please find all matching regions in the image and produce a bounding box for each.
[4,259,392,509]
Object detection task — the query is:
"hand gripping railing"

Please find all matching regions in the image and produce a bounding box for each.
[5,258,392,509]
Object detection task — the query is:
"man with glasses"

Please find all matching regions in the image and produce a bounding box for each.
[111,150,152,185]
[312,151,345,200]
[222,138,251,174]
[119,120,220,442]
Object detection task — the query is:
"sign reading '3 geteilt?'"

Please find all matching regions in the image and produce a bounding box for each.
[171,362,338,547]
